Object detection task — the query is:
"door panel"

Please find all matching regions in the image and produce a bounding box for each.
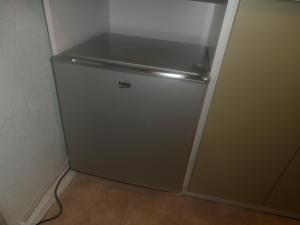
[265,148,300,213]
[189,0,300,204]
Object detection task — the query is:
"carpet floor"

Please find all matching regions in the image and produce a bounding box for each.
[45,173,299,225]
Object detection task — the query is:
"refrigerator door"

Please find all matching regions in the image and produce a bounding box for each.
[53,59,206,191]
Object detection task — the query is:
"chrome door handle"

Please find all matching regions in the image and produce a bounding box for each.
[57,55,210,83]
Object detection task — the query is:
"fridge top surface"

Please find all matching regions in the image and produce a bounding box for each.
[59,33,210,81]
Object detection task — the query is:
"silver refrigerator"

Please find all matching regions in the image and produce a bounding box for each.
[52,33,210,191]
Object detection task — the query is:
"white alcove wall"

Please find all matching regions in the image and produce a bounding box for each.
[109,0,215,45]
[43,0,227,60]
[206,3,227,63]
[43,0,110,54]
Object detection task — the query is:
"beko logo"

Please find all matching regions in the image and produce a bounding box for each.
[119,81,132,88]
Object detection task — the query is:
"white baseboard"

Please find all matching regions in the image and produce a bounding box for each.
[21,163,76,225]
[184,191,300,220]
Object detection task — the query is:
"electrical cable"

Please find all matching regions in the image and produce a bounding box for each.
[36,168,71,225]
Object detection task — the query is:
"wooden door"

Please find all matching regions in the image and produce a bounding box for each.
[189,0,300,205]
[265,147,300,213]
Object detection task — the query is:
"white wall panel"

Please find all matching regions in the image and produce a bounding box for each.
[0,0,67,224]
[207,3,227,63]
[43,0,110,54]
[109,0,215,45]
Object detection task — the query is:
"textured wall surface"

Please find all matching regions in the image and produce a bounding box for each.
[0,0,67,224]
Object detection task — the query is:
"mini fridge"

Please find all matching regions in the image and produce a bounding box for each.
[52,33,210,191]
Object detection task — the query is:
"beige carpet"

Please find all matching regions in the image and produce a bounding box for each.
[45,173,299,225]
